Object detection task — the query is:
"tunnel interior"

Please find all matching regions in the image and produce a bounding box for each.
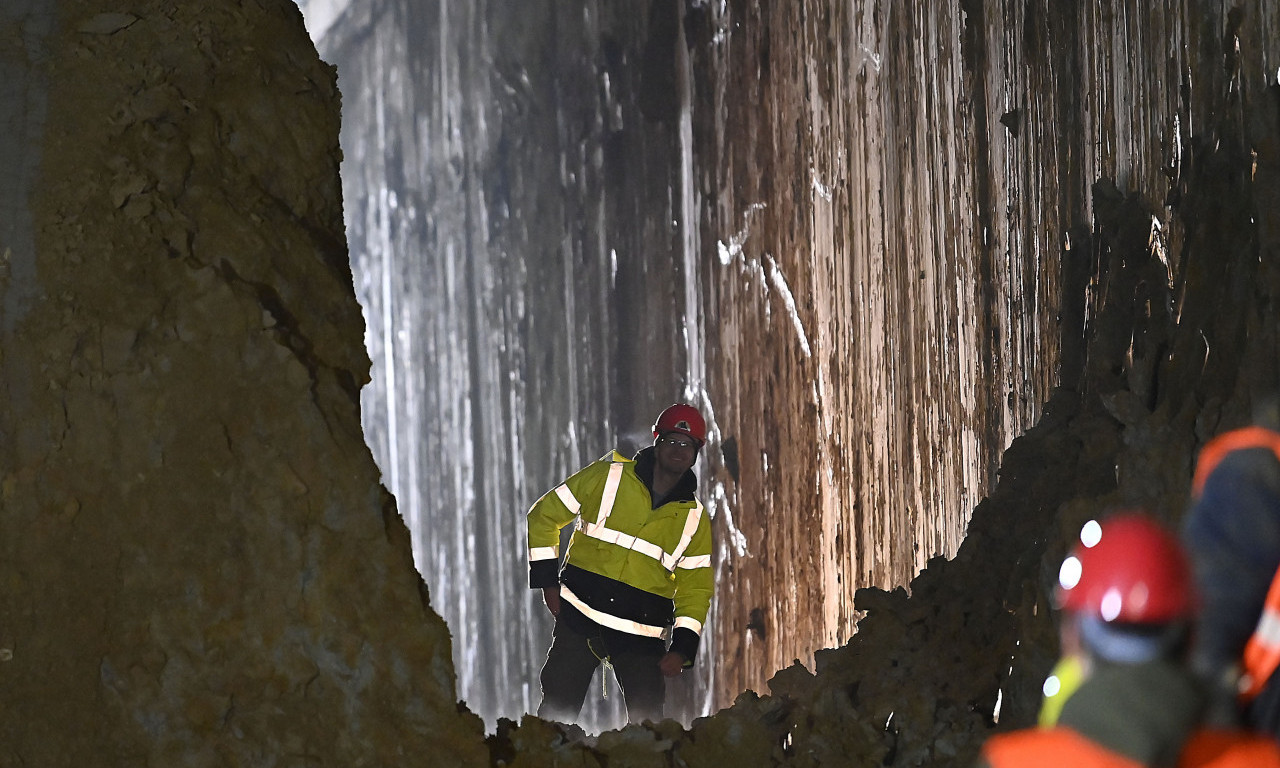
[2,0,1280,766]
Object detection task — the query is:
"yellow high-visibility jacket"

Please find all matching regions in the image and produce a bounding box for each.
[527,448,714,662]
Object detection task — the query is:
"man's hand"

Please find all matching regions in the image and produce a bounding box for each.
[542,586,561,617]
[658,651,686,678]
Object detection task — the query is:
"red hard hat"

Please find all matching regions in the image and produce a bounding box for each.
[1056,512,1195,624]
[653,403,706,444]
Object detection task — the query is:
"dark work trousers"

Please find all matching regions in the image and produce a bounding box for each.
[537,617,665,724]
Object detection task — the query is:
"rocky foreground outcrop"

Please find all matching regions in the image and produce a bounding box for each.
[1,2,486,764]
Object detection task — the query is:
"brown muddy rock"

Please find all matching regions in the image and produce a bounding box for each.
[0,1,485,764]
[746,13,1280,762]
[678,693,795,767]
[720,391,1109,766]
[488,716,602,768]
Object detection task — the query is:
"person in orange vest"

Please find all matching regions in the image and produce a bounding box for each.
[1183,412,1280,736]
[978,512,1280,767]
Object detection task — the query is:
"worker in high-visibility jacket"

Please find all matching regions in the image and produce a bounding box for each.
[1183,415,1280,738]
[527,403,714,724]
[979,513,1280,768]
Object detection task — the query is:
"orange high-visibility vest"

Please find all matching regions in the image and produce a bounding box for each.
[981,727,1144,768]
[981,727,1280,768]
[1179,729,1280,767]
[1191,426,1280,495]
[1192,426,1280,701]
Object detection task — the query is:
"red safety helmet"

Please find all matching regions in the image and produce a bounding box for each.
[1056,512,1195,624]
[653,403,707,445]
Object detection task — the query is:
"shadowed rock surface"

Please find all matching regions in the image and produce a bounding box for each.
[1,2,485,764]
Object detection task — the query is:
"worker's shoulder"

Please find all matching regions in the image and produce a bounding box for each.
[1202,427,1280,474]
[982,727,1140,767]
[563,451,632,481]
[595,449,633,465]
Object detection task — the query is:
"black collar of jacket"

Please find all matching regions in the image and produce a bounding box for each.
[633,445,698,507]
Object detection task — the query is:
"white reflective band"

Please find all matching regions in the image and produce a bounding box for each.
[581,524,667,563]
[673,616,703,635]
[554,484,581,514]
[560,585,667,638]
[1256,608,1280,647]
[676,554,711,570]
[529,546,558,562]
[572,464,702,574]
[579,498,704,573]
[663,503,703,570]
[593,462,625,527]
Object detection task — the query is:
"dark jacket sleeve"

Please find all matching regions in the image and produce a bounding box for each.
[1184,448,1280,674]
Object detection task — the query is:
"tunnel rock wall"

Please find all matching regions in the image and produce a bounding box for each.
[318,0,1064,725]
[0,1,486,764]
[689,0,1058,693]
[685,0,1241,705]
[491,2,1280,764]
[312,0,1262,723]
[318,0,717,728]
[4,0,1277,765]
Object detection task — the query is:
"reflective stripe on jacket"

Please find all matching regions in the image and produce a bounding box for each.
[527,450,713,658]
[981,727,1280,768]
[1192,427,1280,701]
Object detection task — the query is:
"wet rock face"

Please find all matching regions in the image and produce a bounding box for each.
[325,0,1280,765]
[0,1,485,764]
[320,0,1061,729]
[318,0,1280,744]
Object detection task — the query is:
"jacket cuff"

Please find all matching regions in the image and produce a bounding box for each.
[669,626,701,664]
[529,559,559,589]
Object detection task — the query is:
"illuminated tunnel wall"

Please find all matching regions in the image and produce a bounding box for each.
[308,0,1280,726]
